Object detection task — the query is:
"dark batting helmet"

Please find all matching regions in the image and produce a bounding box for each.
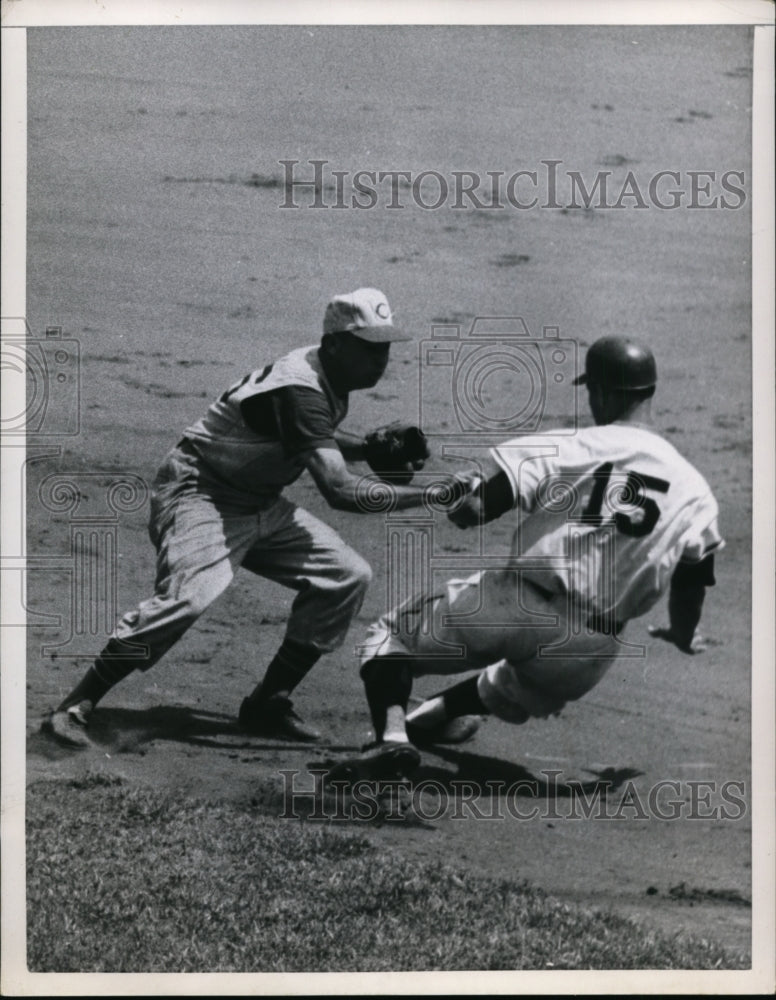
[573,336,657,391]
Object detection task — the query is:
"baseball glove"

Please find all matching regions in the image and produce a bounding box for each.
[363,421,430,485]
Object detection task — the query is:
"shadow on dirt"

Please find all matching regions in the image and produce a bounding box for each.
[30,705,363,756]
[31,707,642,802]
[414,743,644,799]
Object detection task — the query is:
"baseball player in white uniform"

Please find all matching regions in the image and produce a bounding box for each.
[44,288,458,748]
[342,336,723,779]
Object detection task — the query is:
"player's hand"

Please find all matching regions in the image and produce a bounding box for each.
[647,625,707,655]
[453,470,482,493]
[363,422,429,486]
[446,473,482,528]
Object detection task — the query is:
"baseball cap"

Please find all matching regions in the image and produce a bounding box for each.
[573,336,657,390]
[322,288,411,343]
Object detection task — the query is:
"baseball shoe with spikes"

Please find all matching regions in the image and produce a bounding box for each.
[238,693,321,742]
[324,740,421,785]
[406,714,482,747]
[42,700,94,749]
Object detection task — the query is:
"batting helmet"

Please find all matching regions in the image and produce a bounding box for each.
[573,336,657,391]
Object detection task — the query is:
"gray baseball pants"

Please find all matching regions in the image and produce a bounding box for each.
[103,446,372,670]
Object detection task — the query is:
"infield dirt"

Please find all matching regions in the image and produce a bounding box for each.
[23,25,753,964]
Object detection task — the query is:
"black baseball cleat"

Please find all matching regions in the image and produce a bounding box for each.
[41,700,94,749]
[324,740,421,785]
[406,714,482,747]
[238,693,321,742]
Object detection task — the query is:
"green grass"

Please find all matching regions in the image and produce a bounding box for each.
[27,774,746,973]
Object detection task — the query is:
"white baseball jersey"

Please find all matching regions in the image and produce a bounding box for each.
[491,422,723,623]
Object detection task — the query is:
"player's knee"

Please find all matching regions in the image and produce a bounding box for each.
[178,591,213,623]
[340,551,372,595]
[477,673,531,725]
[154,566,228,625]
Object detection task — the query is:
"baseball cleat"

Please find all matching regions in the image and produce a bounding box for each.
[41,699,94,749]
[406,714,482,746]
[238,694,321,742]
[325,740,421,785]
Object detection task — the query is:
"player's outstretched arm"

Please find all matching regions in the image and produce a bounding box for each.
[334,429,368,462]
[648,558,714,655]
[303,446,466,514]
[447,469,515,529]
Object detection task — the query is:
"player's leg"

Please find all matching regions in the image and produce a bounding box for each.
[320,589,484,779]
[361,654,416,744]
[368,572,572,744]
[43,480,259,746]
[404,674,494,741]
[348,576,623,774]
[411,625,623,735]
[237,500,372,741]
[356,590,436,742]
[354,587,490,757]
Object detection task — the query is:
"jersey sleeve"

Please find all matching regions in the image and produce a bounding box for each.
[241,385,339,456]
[677,491,724,564]
[490,437,560,513]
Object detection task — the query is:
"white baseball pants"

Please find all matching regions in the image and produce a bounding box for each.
[357,569,624,723]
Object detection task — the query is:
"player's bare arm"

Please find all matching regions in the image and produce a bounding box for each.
[648,556,715,655]
[303,445,462,513]
[447,455,514,529]
[334,428,370,462]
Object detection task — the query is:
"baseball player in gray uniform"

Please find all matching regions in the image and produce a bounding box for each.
[44,288,457,748]
[338,336,723,779]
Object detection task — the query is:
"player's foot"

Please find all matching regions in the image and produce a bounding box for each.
[41,699,94,748]
[238,693,321,742]
[325,740,421,785]
[406,714,482,747]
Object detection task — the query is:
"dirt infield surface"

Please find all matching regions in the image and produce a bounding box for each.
[19,23,756,972]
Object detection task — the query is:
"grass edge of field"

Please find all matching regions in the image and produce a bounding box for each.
[25,772,750,974]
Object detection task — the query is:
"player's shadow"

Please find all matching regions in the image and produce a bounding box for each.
[415,743,644,800]
[31,705,362,756]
